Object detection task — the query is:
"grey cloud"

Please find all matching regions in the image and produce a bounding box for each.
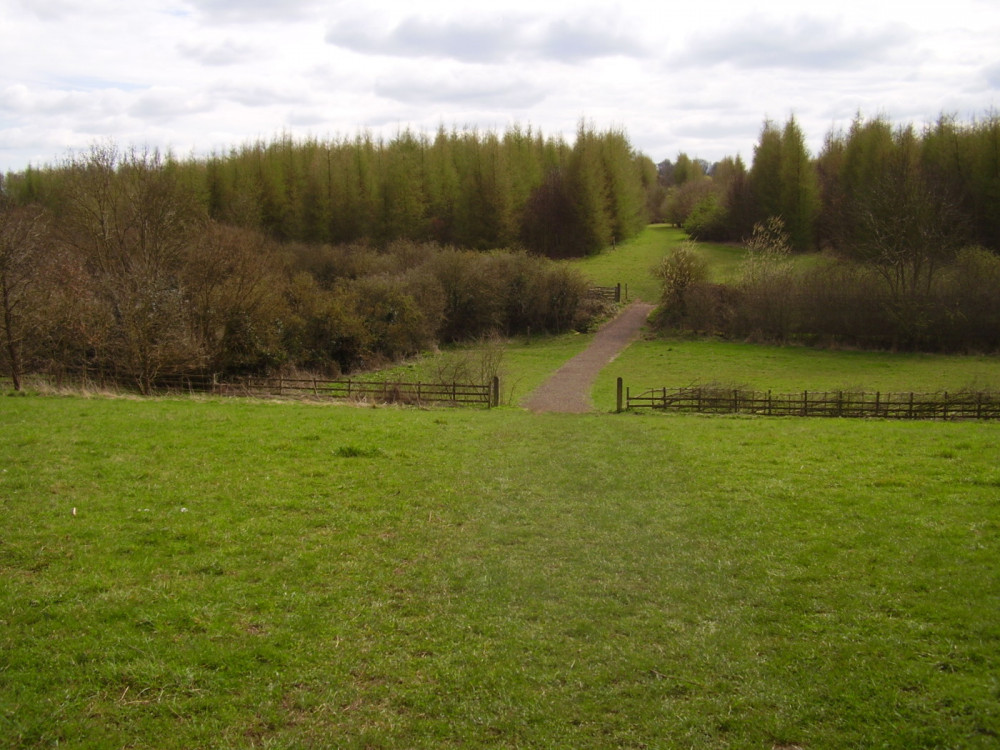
[185,0,324,23]
[326,12,645,63]
[11,0,88,21]
[53,76,145,93]
[539,17,638,61]
[674,16,908,70]
[177,39,260,66]
[374,73,547,109]
[985,63,1000,89]
[1,84,112,118]
[209,83,306,108]
[128,90,215,121]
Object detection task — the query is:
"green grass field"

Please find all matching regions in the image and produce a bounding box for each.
[4,226,1000,747]
[370,329,596,406]
[594,339,1000,412]
[2,395,1000,748]
[569,224,686,301]
[569,222,826,299]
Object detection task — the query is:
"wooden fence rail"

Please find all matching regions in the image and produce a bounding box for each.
[588,283,623,303]
[47,369,499,407]
[620,383,1000,421]
[215,375,499,407]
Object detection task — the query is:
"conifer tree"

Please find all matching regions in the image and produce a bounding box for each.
[778,116,820,251]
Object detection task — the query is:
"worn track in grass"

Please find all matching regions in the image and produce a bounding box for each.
[523,302,654,413]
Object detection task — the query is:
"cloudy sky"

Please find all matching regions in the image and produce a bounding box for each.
[2,0,998,173]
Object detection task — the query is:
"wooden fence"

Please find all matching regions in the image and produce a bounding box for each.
[619,382,1000,420]
[47,369,500,407]
[588,283,623,303]
[214,375,499,407]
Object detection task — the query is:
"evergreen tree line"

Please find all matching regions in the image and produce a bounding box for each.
[654,112,1000,352]
[662,112,1000,255]
[0,143,613,392]
[7,124,656,259]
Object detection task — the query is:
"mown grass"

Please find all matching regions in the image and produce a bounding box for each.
[569,224,686,301]
[593,338,1000,411]
[373,330,595,406]
[569,223,823,300]
[2,394,999,748]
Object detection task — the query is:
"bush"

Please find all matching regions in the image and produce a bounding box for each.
[652,243,710,330]
[683,194,730,241]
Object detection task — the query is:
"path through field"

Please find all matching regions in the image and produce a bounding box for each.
[523,302,655,413]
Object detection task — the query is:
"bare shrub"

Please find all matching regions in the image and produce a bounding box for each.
[652,242,709,329]
[733,218,797,340]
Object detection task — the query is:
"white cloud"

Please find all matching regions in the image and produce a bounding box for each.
[1,0,999,172]
[374,68,548,108]
[325,10,645,63]
[674,16,909,70]
[182,0,326,23]
[177,39,262,66]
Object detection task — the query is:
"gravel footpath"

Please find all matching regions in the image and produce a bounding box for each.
[522,302,655,413]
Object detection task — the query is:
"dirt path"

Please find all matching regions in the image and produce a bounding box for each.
[522,302,655,413]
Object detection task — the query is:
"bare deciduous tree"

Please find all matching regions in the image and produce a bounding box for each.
[55,143,207,392]
[0,201,47,390]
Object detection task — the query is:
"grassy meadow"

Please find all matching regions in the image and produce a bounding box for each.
[2,395,999,748]
[595,339,1000,412]
[569,223,817,298]
[4,226,1000,747]
[377,329,596,407]
[568,224,686,301]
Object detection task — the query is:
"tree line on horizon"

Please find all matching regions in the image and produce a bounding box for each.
[4,113,1000,391]
[654,112,1000,352]
[659,111,1000,254]
[2,126,654,391]
[5,124,656,259]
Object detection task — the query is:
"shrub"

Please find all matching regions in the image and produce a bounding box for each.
[652,242,710,330]
[683,194,730,241]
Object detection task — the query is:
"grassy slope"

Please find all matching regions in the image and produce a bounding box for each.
[579,226,1000,409]
[568,224,819,296]
[374,330,595,406]
[594,339,1000,412]
[376,225,1000,408]
[568,224,686,301]
[2,395,999,748]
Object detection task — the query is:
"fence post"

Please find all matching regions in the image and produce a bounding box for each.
[616,377,623,413]
[943,392,948,420]
[803,391,808,417]
[909,392,914,419]
[492,376,500,408]
[615,283,621,303]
